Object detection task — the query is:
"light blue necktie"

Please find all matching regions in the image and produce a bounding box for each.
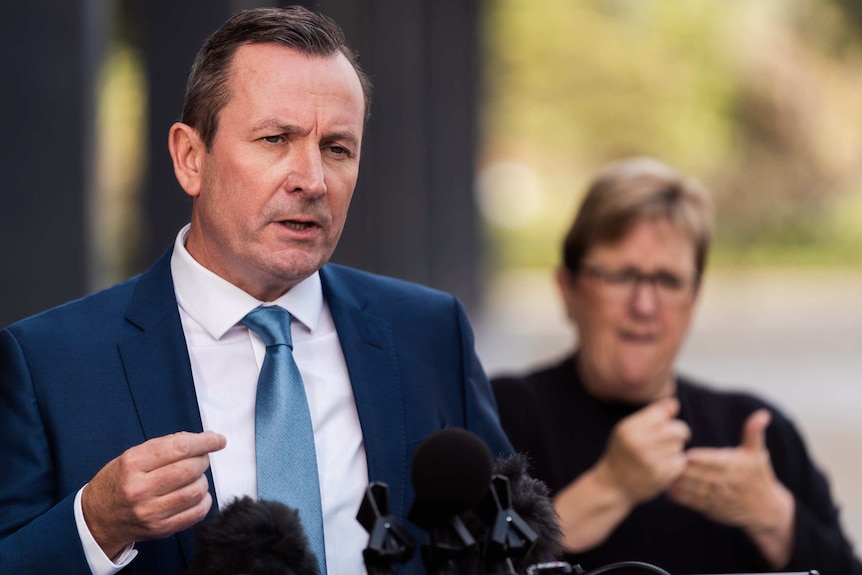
[242,305,326,574]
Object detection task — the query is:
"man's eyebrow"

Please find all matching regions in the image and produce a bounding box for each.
[249,119,359,145]
[324,131,360,146]
[249,118,302,134]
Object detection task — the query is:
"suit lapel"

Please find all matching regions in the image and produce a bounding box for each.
[117,250,215,563]
[320,265,408,519]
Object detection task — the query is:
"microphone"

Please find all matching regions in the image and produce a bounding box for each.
[461,453,564,574]
[475,473,539,573]
[408,427,495,574]
[192,496,321,575]
[406,427,564,574]
[357,481,417,574]
[479,454,564,571]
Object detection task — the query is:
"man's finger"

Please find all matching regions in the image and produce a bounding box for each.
[149,474,213,522]
[147,453,215,497]
[139,484,215,541]
[135,431,226,473]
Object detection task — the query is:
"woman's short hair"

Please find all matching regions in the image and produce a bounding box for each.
[562,157,714,281]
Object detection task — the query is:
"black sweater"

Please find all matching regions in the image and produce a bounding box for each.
[492,355,862,575]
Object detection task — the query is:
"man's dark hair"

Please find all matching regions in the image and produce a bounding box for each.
[192,496,321,575]
[182,6,373,151]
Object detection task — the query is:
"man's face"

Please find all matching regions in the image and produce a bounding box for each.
[183,43,365,301]
[558,218,699,403]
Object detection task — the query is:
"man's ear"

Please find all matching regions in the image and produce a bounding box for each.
[168,122,206,198]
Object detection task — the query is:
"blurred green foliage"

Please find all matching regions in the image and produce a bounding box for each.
[479,0,862,270]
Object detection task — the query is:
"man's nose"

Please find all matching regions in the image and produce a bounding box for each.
[287,144,326,196]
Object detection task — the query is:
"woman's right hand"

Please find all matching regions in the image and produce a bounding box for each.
[595,396,691,506]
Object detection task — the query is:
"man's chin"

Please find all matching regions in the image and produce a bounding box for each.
[268,247,332,276]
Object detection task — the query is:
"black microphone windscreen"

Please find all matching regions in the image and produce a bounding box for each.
[192,496,321,575]
[488,454,564,566]
[409,427,494,527]
[454,453,563,573]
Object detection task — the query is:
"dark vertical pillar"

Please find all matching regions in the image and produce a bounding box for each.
[0,1,96,326]
[425,0,483,309]
[136,0,235,268]
[314,0,483,310]
[335,0,432,280]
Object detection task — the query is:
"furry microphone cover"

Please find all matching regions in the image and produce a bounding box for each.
[462,453,564,573]
[192,496,321,575]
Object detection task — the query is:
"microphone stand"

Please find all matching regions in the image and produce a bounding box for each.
[479,474,540,574]
[357,482,416,575]
[421,514,479,575]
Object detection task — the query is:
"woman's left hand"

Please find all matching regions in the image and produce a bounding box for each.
[667,408,795,568]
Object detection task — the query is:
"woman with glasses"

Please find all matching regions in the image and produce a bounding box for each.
[492,157,861,575]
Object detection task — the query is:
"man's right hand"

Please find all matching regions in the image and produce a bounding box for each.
[81,430,227,559]
[595,397,690,506]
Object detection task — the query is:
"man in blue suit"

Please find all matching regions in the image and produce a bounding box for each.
[0,7,511,574]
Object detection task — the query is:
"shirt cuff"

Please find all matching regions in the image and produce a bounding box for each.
[74,486,138,575]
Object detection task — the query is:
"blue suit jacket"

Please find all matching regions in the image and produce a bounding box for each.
[0,250,512,574]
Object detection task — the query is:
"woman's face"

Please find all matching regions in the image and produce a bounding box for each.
[557,218,699,404]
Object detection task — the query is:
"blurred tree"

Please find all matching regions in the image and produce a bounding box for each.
[480,0,862,269]
[829,0,862,35]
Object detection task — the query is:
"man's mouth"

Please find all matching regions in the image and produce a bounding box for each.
[280,220,315,230]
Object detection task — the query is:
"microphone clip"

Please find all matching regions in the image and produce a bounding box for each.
[477,474,540,574]
[357,482,416,575]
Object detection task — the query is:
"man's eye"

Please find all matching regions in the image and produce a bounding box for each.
[262,135,283,144]
[326,145,350,157]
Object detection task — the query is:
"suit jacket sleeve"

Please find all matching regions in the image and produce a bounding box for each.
[0,328,92,574]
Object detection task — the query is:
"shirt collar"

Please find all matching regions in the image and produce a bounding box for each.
[170,224,324,340]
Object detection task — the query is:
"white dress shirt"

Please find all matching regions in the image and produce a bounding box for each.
[76,225,369,574]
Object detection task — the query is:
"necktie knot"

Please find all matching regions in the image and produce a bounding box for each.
[241,305,293,348]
